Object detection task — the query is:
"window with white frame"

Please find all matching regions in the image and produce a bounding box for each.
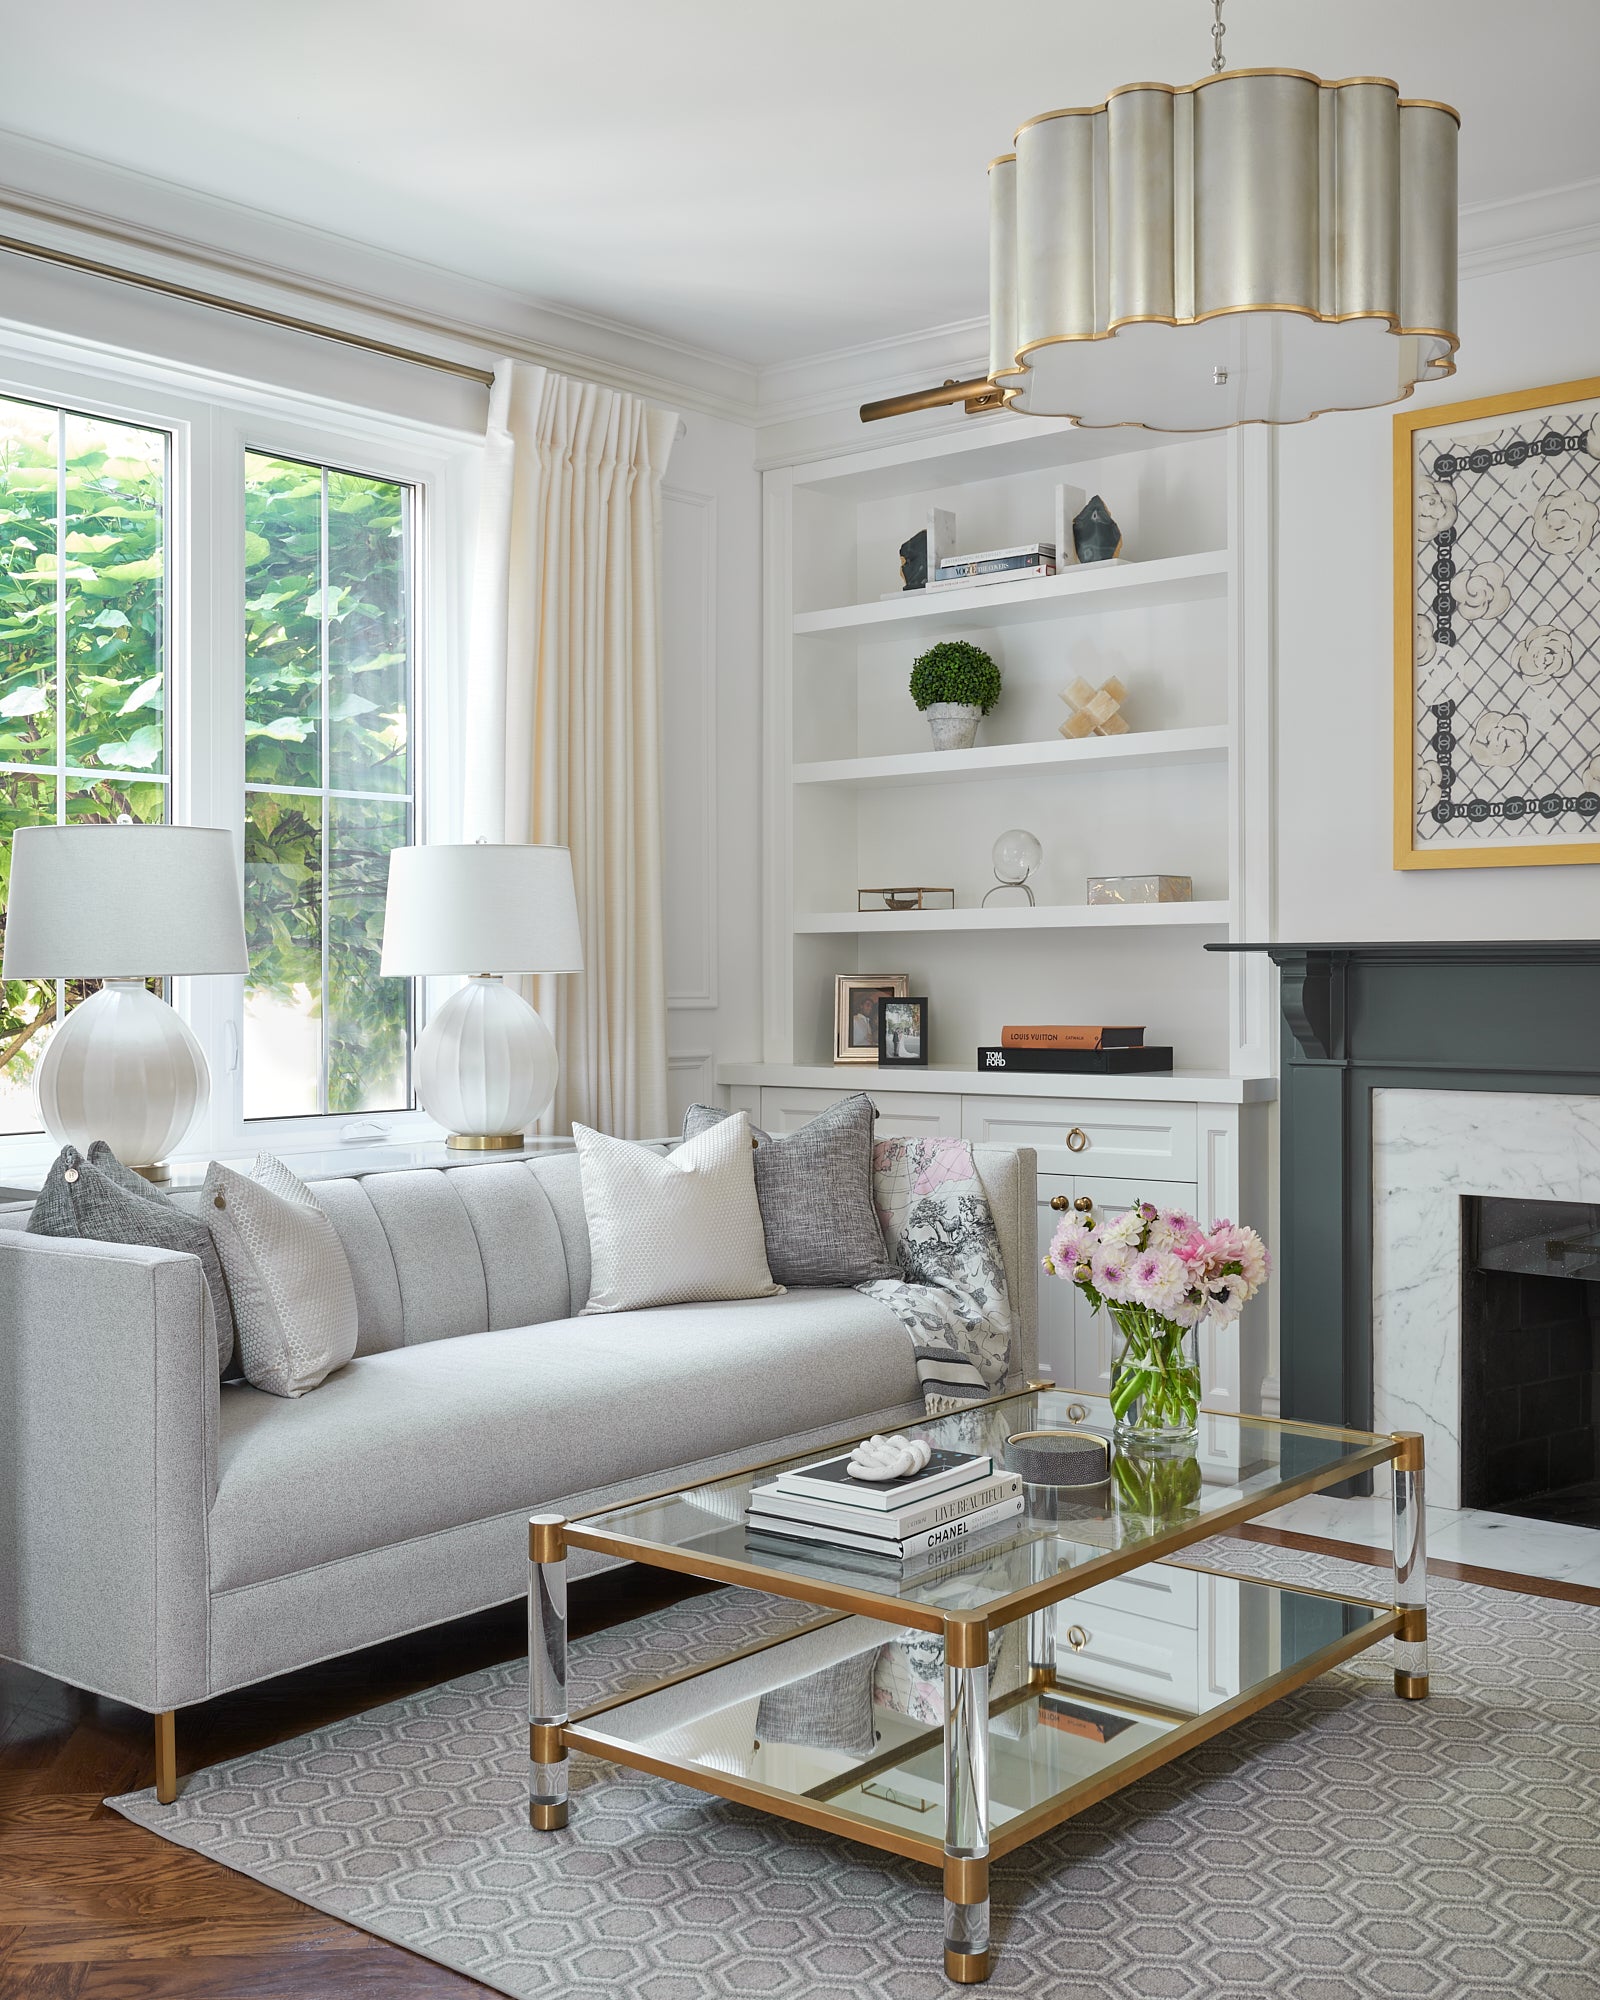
[240,452,417,1118]
[0,391,171,1134]
[0,356,458,1158]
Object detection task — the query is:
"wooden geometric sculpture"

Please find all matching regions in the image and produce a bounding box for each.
[1058,675,1129,739]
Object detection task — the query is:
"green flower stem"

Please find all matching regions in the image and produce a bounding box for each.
[1108,1307,1201,1435]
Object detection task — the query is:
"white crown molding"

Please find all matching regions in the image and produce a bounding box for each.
[1457,175,1600,279]
[0,130,760,426]
[755,177,1600,459]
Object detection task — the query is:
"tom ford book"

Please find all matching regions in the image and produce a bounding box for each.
[977,1046,1174,1074]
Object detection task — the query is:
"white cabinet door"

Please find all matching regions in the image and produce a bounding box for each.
[962,1095,1196,1181]
[759,1085,961,1139]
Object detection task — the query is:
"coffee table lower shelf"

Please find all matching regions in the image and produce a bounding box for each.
[545,1569,1402,1985]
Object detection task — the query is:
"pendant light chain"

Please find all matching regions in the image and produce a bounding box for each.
[1210,0,1226,73]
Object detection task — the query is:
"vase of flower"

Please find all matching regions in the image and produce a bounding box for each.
[1042,1200,1271,1455]
[1108,1305,1202,1452]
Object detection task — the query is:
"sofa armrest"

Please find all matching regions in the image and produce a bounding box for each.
[971,1144,1038,1384]
[0,1231,217,1712]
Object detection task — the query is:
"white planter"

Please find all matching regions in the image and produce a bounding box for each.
[925,703,983,751]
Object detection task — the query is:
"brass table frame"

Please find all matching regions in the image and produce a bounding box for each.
[527,1395,1428,1986]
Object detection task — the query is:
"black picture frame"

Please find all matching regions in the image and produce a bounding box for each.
[878,995,929,1067]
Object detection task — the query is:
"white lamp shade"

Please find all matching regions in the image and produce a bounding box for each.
[381,844,583,976]
[2,824,247,979]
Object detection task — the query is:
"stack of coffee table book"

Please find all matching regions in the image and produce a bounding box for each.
[743,1445,1024,1568]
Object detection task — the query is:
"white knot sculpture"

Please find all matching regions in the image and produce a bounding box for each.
[846,1433,932,1482]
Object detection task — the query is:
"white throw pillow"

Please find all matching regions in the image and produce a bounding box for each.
[574,1112,783,1314]
[202,1154,359,1396]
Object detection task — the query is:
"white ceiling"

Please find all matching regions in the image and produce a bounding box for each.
[3,0,1597,367]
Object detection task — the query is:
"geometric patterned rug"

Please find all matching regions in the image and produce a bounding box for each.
[109,1540,1600,1999]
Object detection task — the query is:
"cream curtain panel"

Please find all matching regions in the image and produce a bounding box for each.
[465,362,678,1138]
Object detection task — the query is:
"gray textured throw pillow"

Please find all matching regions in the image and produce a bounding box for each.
[682,1094,896,1287]
[28,1144,235,1374]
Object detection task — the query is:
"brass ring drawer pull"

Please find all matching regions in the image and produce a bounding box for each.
[1065,1127,1089,1153]
[1066,1401,1089,1423]
[1066,1625,1090,1653]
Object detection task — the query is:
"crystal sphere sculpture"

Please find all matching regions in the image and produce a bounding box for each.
[992,829,1042,885]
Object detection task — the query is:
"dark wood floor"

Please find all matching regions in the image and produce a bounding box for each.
[4,1544,1595,1998]
[0,1567,711,1999]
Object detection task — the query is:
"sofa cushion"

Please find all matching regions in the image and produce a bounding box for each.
[208,1289,920,1591]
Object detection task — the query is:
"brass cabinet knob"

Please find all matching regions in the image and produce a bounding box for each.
[1066,1126,1089,1153]
[1050,1194,1071,1211]
[1074,1195,1094,1212]
[1066,1625,1090,1653]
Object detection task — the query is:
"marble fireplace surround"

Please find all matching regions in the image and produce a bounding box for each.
[1372,1087,1600,1510]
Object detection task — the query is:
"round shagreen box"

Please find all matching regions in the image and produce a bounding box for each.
[1003,1428,1111,1488]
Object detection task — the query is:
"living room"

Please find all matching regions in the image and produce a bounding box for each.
[0,2,1597,1994]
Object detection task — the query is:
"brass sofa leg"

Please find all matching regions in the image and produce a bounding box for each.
[154,1709,178,1803]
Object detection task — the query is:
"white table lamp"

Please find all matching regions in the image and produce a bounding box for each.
[2,823,248,1177]
[381,843,583,1148]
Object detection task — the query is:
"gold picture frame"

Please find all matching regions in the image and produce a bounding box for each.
[1394,374,1600,869]
[833,973,909,1065]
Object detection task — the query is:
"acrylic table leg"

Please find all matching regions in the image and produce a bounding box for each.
[1026,1603,1055,1689]
[943,1616,991,1983]
[528,1514,569,1829]
[1391,1433,1429,1700]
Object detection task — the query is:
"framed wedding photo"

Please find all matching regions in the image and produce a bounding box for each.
[1395,373,1600,870]
[833,973,909,1065]
[878,995,929,1068]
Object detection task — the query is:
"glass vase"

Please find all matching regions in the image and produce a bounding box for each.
[1108,1306,1201,1453]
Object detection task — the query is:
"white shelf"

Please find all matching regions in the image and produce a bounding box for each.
[718,1061,1276,1106]
[792,900,1230,935]
[793,725,1230,790]
[793,550,1229,638]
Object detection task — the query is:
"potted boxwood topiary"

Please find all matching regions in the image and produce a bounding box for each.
[909,639,1002,751]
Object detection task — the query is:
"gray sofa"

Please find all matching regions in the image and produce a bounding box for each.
[0,1145,1036,1788]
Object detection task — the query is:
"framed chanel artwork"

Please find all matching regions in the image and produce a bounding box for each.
[1395,375,1600,869]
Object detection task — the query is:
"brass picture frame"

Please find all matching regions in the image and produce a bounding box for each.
[1394,373,1600,869]
[833,973,909,1065]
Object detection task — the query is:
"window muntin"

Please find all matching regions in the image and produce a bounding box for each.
[241,452,415,1119]
[0,394,168,1134]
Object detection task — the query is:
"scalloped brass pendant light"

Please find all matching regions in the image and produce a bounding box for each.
[864,0,1460,430]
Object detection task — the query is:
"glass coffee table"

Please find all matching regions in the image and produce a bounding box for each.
[526,1388,1428,1985]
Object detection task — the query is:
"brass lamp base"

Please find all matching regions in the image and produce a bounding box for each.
[132,1162,173,1184]
[447,1133,526,1151]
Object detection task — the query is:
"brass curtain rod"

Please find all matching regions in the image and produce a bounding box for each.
[0,228,497,387]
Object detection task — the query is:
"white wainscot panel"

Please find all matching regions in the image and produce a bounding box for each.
[666,1049,715,1132]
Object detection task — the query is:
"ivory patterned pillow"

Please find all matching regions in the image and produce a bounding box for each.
[573,1111,783,1314]
[201,1154,359,1396]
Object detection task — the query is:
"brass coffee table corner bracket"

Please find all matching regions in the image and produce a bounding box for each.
[1398,1605,1428,1644]
[529,1513,566,1563]
[530,1721,565,1765]
[944,1853,989,1905]
[945,1616,991,1670]
[1392,1429,1426,1473]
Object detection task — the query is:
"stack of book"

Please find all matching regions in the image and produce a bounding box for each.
[976,1025,1174,1075]
[928,542,1056,590]
[743,1445,1023,1566]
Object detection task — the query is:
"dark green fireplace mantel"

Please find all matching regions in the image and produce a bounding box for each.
[1209,940,1600,1432]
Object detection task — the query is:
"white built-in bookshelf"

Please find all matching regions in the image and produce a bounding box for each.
[759,412,1274,1077]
